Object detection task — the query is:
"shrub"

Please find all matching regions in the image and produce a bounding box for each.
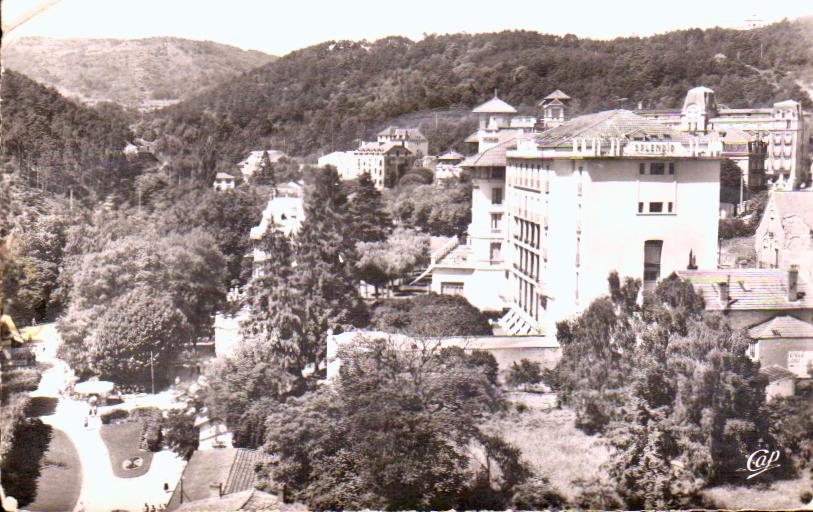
[509,476,567,510]
[801,491,812,504]
[718,217,752,239]
[162,410,199,460]
[131,407,163,452]
[505,359,543,391]
[100,408,129,425]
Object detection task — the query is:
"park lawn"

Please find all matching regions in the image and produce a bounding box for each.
[100,421,154,478]
[27,428,82,512]
[481,406,612,501]
[703,471,813,510]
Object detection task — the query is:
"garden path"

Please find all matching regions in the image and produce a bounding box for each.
[25,324,186,512]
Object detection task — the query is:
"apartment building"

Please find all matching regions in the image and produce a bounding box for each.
[501,110,723,335]
[376,127,429,157]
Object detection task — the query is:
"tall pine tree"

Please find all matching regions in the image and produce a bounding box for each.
[241,166,368,378]
[346,172,392,245]
[253,150,277,188]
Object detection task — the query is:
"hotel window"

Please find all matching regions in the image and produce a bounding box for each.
[649,202,664,213]
[491,213,502,231]
[441,282,465,296]
[668,162,675,175]
[643,240,663,283]
[639,163,646,175]
[492,187,503,205]
[490,242,502,262]
[638,202,644,213]
[668,202,673,213]
[650,162,665,175]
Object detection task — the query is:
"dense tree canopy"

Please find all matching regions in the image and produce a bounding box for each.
[140,19,813,184]
[551,273,776,509]
[260,334,552,510]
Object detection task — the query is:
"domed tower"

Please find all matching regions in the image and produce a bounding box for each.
[681,86,718,133]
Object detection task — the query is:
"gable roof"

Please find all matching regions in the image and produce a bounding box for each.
[214,172,235,180]
[749,315,813,339]
[460,137,518,168]
[772,191,813,230]
[534,110,688,148]
[472,96,517,114]
[676,269,813,312]
[167,449,273,511]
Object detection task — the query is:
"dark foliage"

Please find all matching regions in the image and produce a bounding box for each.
[1,70,139,201]
[141,20,813,184]
[370,293,492,337]
[0,419,52,507]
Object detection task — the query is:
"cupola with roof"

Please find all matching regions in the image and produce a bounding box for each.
[538,89,571,128]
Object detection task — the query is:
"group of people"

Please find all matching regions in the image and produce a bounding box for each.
[143,503,167,512]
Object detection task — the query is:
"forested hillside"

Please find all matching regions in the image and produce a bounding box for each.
[1,70,145,203]
[2,36,274,109]
[140,18,813,183]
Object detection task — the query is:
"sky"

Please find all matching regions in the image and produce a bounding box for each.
[3,0,812,56]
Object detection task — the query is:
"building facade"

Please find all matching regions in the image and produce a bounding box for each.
[376,127,429,157]
[639,86,810,189]
[353,141,413,189]
[502,110,723,335]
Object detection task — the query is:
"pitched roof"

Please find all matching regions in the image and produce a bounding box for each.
[472,96,517,114]
[774,99,801,108]
[749,316,813,339]
[464,131,480,143]
[214,172,235,180]
[437,150,464,161]
[377,126,427,140]
[167,449,273,511]
[543,89,571,101]
[761,365,797,382]
[676,269,813,312]
[772,191,813,230]
[460,137,518,168]
[534,110,687,148]
[717,125,755,143]
[174,489,289,512]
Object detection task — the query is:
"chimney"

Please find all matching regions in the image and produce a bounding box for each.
[718,280,730,304]
[788,265,799,301]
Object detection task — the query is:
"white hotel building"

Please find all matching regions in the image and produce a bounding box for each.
[430,98,724,337]
[500,110,723,335]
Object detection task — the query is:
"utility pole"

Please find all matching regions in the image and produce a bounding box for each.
[149,350,155,395]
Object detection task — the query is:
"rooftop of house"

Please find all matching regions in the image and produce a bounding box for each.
[166,448,273,511]
[542,89,571,101]
[676,268,812,312]
[214,172,235,180]
[761,364,797,382]
[460,136,518,168]
[174,489,306,512]
[377,126,427,140]
[717,125,755,143]
[533,109,690,148]
[437,150,464,161]
[749,315,813,339]
[464,131,480,143]
[771,190,813,229]
[472,96,517,114]
[355,141,412,154]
